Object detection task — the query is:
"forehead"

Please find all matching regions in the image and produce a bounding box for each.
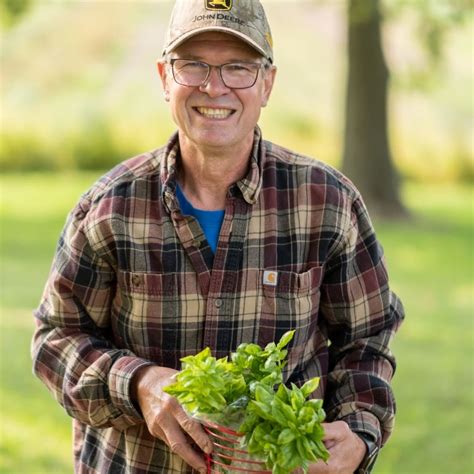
[172,32,261,59]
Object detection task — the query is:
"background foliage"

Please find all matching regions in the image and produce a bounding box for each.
[0,1,473,473]
[1,0,472,181]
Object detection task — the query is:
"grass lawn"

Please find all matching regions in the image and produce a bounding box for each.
[0,172,472,473]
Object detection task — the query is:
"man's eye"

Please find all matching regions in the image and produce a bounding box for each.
[226,64,252,72]
[180,61,207,71]
[184,61,207,69]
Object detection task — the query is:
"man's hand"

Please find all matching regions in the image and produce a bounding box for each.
[131,365,211,474]
[306,421,367,473]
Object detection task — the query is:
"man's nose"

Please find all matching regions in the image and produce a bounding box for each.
[199,66,230,97]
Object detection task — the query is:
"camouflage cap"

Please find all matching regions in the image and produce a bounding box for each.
[163,0,274,63]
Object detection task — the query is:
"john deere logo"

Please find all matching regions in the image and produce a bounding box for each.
[205,0,232,11]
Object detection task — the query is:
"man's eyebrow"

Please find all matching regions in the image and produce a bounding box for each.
[171,53,261,63]
[171,54,202,60]
[171,57,264,65]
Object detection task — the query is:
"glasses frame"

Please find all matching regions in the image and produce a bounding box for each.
[168,58,268,90]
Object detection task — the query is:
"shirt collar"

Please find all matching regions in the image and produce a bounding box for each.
[160,127,264,213]
[235,126,264,205]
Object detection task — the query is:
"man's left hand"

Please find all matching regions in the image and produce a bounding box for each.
[306,421,367,473]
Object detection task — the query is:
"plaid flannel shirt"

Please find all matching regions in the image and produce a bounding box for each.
[32,128,404,473]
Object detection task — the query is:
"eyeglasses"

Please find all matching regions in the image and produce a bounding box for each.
[168,59,267,89]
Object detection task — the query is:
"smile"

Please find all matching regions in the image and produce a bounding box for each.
[194,107,235,119]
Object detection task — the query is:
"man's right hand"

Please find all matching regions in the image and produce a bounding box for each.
[131,365,212,474]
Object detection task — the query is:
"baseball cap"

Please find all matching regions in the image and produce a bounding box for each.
[163,0,274,63]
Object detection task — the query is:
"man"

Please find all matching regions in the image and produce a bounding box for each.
[32,1,404,473]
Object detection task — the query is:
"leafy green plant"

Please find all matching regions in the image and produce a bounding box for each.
[241,380,329,473]
[231,330,294,391]
[164,331,329,473]
[164,347,247,419]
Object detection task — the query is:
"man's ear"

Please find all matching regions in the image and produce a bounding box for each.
[261,65,277,107]
[157,60,170,101]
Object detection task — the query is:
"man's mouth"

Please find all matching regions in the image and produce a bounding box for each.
[194,107,235,119]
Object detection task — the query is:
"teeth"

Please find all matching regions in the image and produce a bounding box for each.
[196,107,233,119]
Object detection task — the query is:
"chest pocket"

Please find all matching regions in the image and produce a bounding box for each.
[256,266,324,363]
[112,270,204,367]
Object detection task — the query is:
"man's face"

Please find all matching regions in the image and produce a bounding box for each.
[158,32,276,152]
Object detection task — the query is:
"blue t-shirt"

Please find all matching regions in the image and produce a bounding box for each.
[176,185,225,254]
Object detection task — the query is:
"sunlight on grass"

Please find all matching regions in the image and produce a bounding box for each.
[1,412,71,474]
[0,172,100,219]
[372,183,474,473]
[0,309,72,473]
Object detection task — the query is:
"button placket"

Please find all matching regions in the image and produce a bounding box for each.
[131,274,143,288]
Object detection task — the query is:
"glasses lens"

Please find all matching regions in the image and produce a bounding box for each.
[172,60,209,87]
[171,60,261,89]
[221,63,260,89]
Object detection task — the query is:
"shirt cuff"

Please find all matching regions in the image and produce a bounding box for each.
[341,410,381,446]
[354,432,379,473]
[108,355,154,430]
[341,411,381,474]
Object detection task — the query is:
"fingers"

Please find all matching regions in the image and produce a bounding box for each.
[308,422,366,474]
[322,421,351,447]
[307,461,331,474]
[321,421,349,439]
[174,405,212,454]
[135,366,211,472]
[163,422,208,473]
[146,396,210,473]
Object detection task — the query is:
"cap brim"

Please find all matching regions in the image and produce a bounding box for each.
[163,27,269,60]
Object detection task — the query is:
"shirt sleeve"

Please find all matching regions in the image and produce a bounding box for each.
[31,198,152,430]
[319,194,404,447]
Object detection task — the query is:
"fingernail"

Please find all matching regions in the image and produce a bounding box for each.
[204,443,212,454]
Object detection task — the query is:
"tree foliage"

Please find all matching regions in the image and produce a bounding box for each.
[382,0,473,88]
[1,0,34,28]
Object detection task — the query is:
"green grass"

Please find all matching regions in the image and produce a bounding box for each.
[372,184,474,473]
[0,172,99,473]
[0,173,473,473]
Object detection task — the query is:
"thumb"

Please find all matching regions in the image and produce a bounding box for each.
[321,421,349,447]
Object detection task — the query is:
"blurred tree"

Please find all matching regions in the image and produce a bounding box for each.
[341,0,471,217]
[342,0,406,217]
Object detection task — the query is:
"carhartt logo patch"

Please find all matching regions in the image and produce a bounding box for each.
[263,270,278,287]
[205,0,232,11]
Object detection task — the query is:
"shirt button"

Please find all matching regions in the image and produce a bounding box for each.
[214,298,223,308]
[192,240,201,248]
[132,274,142,287]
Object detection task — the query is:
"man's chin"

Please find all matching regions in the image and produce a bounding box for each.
[192,133,239,150]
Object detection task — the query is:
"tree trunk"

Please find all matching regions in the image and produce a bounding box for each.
[342,0,408,218]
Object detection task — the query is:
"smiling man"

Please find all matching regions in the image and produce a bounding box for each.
[32,1,404,473]
[157,31,275,214]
